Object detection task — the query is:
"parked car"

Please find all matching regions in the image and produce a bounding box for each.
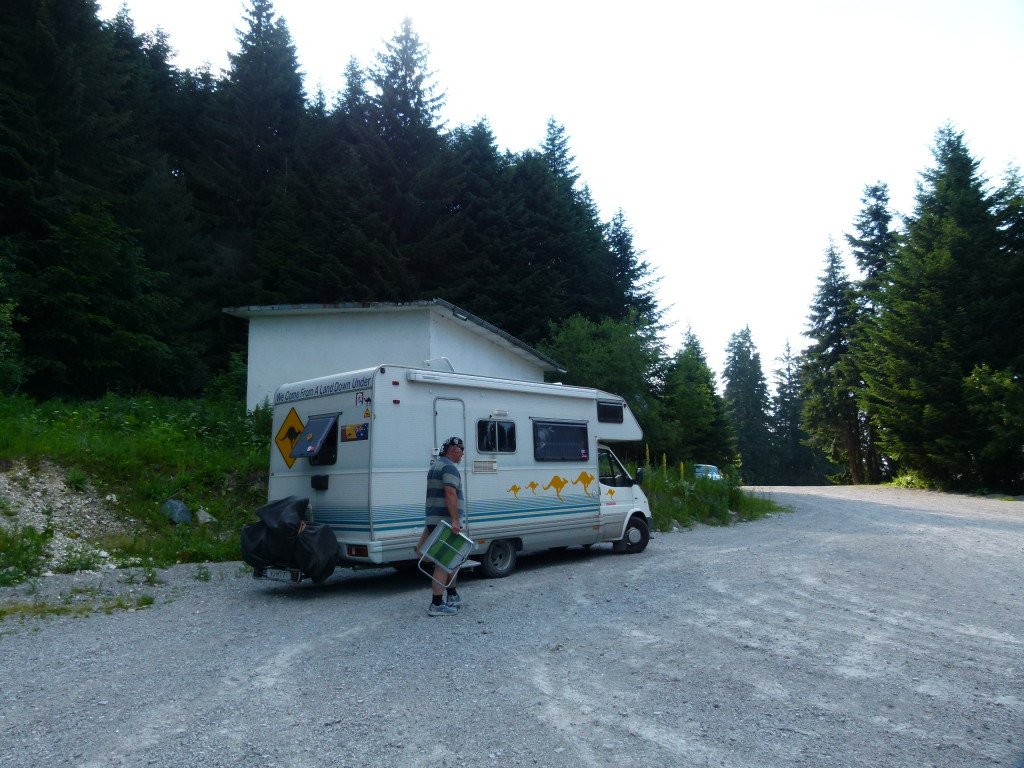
[694,464,723,481]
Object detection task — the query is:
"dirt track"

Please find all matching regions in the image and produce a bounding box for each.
[1,485,1022,767]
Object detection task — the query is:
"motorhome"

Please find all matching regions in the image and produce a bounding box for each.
[255,364,651,581]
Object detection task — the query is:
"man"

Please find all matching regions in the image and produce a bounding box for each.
[421,436,466,616]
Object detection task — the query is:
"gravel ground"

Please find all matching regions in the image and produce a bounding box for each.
[1,485,1022,768]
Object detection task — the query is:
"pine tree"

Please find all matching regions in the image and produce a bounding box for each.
[107,9,211,389]
[22,205,180,397]
[440,121,522,322]
[364,17,455,291]
[959,169,1024,489]
[846,183,898,482]
[605,211,661,328]
[1,0,198,397]
[771,343,828,484]
[496,122,633,339]
[846,183,899,300]
[541,118,579,187]
[202,0,307,304]
[859,125,1008,488]
[663,331,736,468]
[368,18,446,163]
[802,240,864,482]
[723,327,772,484]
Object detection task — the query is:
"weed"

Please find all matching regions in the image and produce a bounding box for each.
[136,594,155,608]
[143,567,162,586]
[55,545,102,574]
[99,596,128,614]
[0,525,52,586]
[0,600,93,621]
[68,586,101,597]
[889,472,933,490]
[0,494,14,518]
[194,563,211,581]
[65,467,88,493]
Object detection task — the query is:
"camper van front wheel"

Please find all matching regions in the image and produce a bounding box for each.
[615,516,650,554]
[480,539,517,578]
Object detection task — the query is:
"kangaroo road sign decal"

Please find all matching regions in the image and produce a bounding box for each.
[275,408,305,469]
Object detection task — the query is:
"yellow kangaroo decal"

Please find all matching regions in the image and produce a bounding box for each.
[543,475,569,502]
[571,470,597,497]
[506,484,522,498]
[605,488,616,499]
[526,481,539,494]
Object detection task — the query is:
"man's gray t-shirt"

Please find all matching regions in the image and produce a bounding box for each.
[425,456,465,524]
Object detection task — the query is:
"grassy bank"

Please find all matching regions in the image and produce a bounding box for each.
[1,395,784,586]
[0,394,269,582]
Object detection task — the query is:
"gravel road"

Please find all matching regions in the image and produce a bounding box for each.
[1,486,1022,768]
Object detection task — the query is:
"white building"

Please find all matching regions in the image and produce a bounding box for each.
[223,299,563,411]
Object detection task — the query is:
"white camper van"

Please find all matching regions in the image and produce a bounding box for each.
[256,364,651,581]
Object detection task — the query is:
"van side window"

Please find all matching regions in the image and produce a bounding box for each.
[533,421,589,461]
[598,448,631,487]
[597,400,624,423]
[477,420,516,453]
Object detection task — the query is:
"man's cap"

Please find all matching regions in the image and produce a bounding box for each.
[441,436,465,452]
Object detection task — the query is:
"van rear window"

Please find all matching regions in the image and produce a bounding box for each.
[289,414,338,466]
[533,421,589,462]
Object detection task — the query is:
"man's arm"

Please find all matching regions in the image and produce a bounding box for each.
[444,486,461,533]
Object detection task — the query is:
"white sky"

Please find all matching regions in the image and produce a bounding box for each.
[99,0,1023,383]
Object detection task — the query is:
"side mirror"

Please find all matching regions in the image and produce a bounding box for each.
[635,467,645,485]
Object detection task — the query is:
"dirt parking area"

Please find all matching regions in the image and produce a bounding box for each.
[1,485,1022,767]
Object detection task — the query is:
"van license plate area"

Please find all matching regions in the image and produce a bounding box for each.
[263,567,300,583]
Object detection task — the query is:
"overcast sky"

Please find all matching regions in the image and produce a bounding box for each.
[99,0,1024,382]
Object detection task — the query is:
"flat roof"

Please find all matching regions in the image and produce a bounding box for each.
[223,299,565,373]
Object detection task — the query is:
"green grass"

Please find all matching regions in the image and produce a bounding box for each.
[0,591,158,621]
[641,461,784,531]
[0,393,269,580]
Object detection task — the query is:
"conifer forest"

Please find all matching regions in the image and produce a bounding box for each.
[1,1,1021,491]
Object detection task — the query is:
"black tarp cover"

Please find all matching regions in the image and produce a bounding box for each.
[241,497,339,582]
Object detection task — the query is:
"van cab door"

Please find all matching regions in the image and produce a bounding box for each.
[597,446,636,539]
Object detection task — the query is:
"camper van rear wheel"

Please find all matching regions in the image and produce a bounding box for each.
[480,539,517,578]
[616,515,650,554]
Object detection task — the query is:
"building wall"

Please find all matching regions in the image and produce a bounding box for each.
[245,310,429,410]
[243,308,544,410]
[428,312,541,382]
